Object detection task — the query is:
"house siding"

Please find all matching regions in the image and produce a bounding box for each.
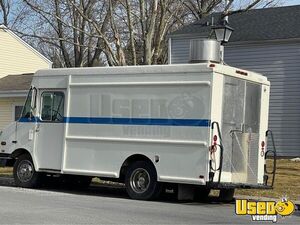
[0,28,51,78]
[0,97,25,130]
[169,38,300,157]
[169,37,195,64]
[225,42,300,157]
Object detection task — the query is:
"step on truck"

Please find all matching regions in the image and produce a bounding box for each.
[0,62,276,201]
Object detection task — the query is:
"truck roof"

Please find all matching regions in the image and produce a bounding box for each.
[34,63,269,85]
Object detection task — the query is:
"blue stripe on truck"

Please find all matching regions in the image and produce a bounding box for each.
[65,117,211,127]
[19,117,210,127]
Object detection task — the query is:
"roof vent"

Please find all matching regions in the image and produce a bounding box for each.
[189,39,221,63]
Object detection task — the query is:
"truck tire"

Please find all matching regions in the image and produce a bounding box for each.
[125,161,161,200]
[13,154,42,188]
[219,188,235,202]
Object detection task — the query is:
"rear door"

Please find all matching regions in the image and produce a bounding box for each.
[222,77,261,184]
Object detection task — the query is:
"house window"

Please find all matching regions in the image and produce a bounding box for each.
[40,92,64,122]
[14,105,24,121]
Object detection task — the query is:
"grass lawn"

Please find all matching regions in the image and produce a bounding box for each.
[1,159,299,201]
[236,159,300,202]
[0,167,13,177]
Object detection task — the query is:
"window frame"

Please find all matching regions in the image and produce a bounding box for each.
[39,91,65,123]
[19,87,37,120]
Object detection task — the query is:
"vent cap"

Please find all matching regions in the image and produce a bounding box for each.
[189,39,221,63]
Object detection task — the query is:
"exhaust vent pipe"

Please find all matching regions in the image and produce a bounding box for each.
[189,39,221,63]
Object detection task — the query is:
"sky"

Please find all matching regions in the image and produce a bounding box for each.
[282,0,300,5]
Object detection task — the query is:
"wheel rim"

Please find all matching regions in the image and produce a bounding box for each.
[130,168,150,194]
[17,160,34,183]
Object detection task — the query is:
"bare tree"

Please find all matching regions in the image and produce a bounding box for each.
[0,0,30,28]
[20,0,108,67]
[183,0,284,20]
[11,0,281,67]
[0,0,10,26]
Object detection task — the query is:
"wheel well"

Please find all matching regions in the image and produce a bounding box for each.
[5,149,31,167]
[119,154,155,182]
[11,149,31,159]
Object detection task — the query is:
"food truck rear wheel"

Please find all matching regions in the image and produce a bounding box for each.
[125,161,161,200]
[13,154,42,188]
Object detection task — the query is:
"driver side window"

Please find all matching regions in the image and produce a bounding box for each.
[41,92,64,122]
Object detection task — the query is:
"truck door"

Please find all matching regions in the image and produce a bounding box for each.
[222,77,261,184]
[222,77,245,181]
[34,90,65,171]
[16,88,37,160]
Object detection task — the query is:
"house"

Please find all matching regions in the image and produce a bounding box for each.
[168,5,300,157]
[0,25,52,129]
[0,74,33,129]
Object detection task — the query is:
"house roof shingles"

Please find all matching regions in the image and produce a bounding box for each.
[170,5,300,42]
[0,73,33,91]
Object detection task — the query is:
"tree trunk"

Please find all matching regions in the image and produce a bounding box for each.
[125,0,137,65]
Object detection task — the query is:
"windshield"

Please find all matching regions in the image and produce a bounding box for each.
[20,88,34,119]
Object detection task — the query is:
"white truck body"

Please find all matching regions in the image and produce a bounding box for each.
[0,63,272,197]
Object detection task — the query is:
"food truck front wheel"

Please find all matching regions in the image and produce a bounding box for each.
[13,154,43,188]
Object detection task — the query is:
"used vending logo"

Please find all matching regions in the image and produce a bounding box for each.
[235,198,295,222]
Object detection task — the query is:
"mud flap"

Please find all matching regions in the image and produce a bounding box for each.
[177,184,195,201]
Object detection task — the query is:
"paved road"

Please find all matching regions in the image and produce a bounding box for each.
[0,177,299,224]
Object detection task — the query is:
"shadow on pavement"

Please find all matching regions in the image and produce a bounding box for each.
[0,176,234,205]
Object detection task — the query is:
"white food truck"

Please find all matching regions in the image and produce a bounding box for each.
[0,61,276,201]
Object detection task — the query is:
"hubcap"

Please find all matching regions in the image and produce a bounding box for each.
[130,168,150,193]
[17,160,34,183]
